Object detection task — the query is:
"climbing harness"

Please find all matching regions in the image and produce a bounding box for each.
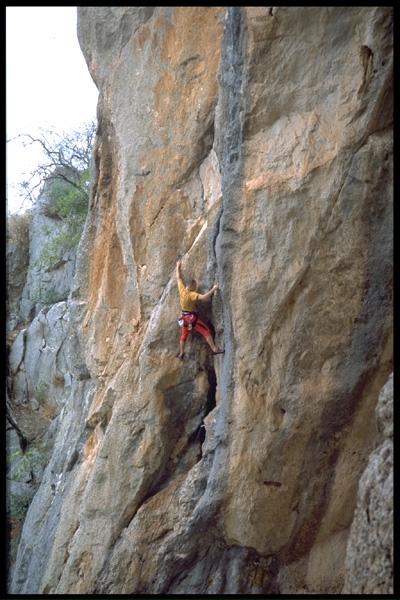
[179,311,198,330]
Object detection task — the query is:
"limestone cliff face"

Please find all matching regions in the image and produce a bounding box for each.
[7,201,77,408]
[10,7,392,594]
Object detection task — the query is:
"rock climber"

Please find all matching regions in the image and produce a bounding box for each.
[176,260,224,360]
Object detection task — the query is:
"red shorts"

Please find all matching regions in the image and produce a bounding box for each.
[180,313,211,342]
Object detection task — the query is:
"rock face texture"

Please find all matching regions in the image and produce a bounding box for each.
[19,208,76,323]
[7,201,77,330]
[343,373,393,595]
[8,301,71,408]
[7,201,78,411]
[6,202,80,565]
[10,7,392,595]
[6,214,30,331]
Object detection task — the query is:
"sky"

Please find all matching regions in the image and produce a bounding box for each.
[6,7,99,215]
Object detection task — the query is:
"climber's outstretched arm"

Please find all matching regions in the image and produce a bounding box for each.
[176,260,183,285]
[198,283,219,301]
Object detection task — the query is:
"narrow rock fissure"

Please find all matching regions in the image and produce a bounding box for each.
[189,364,217,454]
[129,363,218,522]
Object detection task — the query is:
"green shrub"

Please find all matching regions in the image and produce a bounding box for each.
[6,494,30,522]
[33,170,89,273]
[45,168,89,223]
[6,434,56,566]
[7,445,40,480]
[14,121,94,273]
[34,380,48,402]
[7,438,52,482]
[6,441,49,521]
[33,226,78,272]
[32,283,69,309]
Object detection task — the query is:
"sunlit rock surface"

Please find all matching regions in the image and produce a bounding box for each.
[10,7,392,594]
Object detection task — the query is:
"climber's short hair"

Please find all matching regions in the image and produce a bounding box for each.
[187,279,197,290]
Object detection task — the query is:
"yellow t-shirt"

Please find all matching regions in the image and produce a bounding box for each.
[178,281,199,312]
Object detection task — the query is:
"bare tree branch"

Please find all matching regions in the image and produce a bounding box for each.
[7,120,96,212]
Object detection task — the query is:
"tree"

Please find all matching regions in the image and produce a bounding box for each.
[9,120,95,212]
[8,121,96,273]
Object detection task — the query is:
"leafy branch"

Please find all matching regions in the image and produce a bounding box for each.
[7,120,96,211]
[8,121,96,277]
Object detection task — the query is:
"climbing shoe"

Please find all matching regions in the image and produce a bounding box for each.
[212,349,225,355]
[177,353,185,360]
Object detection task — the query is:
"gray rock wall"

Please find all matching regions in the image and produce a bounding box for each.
[19,210,76,323]
[8,302,71,409]
[6,214,30,331]
[7,172,81,568]
[343,374,393,594]
[7,201,77,413]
